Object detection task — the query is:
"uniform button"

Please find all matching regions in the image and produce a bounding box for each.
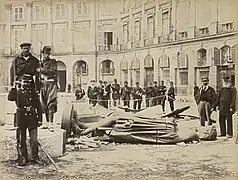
[25,113,27,116]
[29,98,32,100]
[29,113,32,115]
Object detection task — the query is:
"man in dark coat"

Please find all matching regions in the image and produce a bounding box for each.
[197,76,216,126]
[194,83,199,104]
[87,80,98,106]
[10,42,42,166]
[152,81,160,106]
[39,46,57,132]
[132,82,144,110]
[111,79,121,107]
[158,80,167,113]
[167,81,175,112]
[121,81,131,107]
[213,74,237,138]
[100,81,111,108]
[75,84,85,100]
[145,82,154,107]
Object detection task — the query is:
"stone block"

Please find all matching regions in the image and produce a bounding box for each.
[38,128,66,158]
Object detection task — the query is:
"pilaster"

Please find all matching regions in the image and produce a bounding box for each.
[4,3,12,54]
[26,2,33,42]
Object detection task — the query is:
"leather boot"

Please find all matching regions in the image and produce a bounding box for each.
[48,111,54,132]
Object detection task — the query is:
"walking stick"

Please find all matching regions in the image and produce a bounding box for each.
[38,141,59,172]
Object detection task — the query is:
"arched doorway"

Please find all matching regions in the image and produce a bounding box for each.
[120,57,128,85]
[159,53,170,86]
[99,59,115,82]
[130,56,140,86]
[144,55,154,87]
[73,60,88,90]
[57,61,66,92]
[195,48,209,86]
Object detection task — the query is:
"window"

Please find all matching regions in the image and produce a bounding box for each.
[101,60,114,74]
[123,23,129,43]
[77,1,88,15]
[56,3,65,17]
[197,48,207,66]
[220,45,232,65]
[76,61,88,75]
[14,7,24,21]
[178,31,188,40]
[180,71,188,85]
[134,20,141,41]
[199,27,209,36]
[32,27,46,53]
[162,11,169,36]
[13,29,24,50]
[147,15,155,38]
[34,5,45,20]
[160,54,169,68]
[103,32,113,51]
[221,23,233,32]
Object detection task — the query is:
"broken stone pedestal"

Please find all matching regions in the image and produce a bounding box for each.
[38,128,66,158]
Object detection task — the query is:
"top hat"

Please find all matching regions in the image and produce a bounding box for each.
[91,80,95,82]
[42,46,52,54]
[20,42,31,48]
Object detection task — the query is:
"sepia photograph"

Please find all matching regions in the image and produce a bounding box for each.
[0,0,237,179]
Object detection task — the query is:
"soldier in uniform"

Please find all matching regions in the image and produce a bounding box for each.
[75,84,85,100]
[87,80,98,106]
[111,79,121,107]
[196,76,216,127]
[152,81,160,106]
[167,81,175,112]
[213,74,237,138]
[98,80,104,106]
[158,80,167,113]
[100,81,111,108]
[121,81,131,108]
[39,46,58,132]
[132,82,144,110]
[10,42,42,166]
[145,82,154,107]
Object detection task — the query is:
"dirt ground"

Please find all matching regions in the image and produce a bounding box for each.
[1,101,238,180]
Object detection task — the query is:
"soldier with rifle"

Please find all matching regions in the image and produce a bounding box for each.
[38,46,58,132]
[10,42,43,166]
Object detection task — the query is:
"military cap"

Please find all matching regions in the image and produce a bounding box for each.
[136,82,139,85]
[153,81,158,84]
[99,80,103,83]
[124,81,128,84]
[202,76,209,82]
[42,46,52,54]
[91,80,96,82]
[20,42,31,48]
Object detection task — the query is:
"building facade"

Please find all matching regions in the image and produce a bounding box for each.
[0,0,237,95]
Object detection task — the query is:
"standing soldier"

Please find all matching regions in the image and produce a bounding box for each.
[101,81,111,108]
[132,82,144,110]
[167,81,175,112]
[87,80,98,106]
[196,76,216,127]
[194,83,200,104]
[213,74,236,138]
[75,84,85,100]
[67,83,71,93]
[39,46,58,132]
[10,42,42,166]
[111,79,121,107]
[98,80,104,106]
[121,81,131,108]
[152,81,160,106]
[145,82,154,107]
[158,80,167,113]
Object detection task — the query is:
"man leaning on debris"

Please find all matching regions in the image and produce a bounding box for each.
[196,76,216,127]
[10,42,43,166]
[213,73,237,138]
[39,46,58,132]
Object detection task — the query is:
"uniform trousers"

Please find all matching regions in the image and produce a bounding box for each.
[198,101,212,126]
[219,114,233,136]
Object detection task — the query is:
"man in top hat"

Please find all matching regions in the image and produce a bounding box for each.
[87,80,98,106]
[10,42,42,166]
[158,80,167,113]
[167,81,175,112]
[121,81,131,108]
[38,46,58,132]
[145,82,155,107]
[213,73,237,138]
[132,82,144,110]
[75,84,85,100]
[196,76,216,127]
[111,79,121,107]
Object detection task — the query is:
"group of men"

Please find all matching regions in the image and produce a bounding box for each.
[9,42,58,166]
[194,76,236,138]
[75,79,176,112]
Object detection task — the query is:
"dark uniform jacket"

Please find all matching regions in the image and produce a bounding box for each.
[41,58,57,81]
[145,86,155,98]
[214,86,237,115]
[87,86,98,100]
[102,84,111,100]
[111,83,121,100]
[121,85,131,101]
[132,87,144,100]
[75,88,85,100]
[168,86,175,102]
[10,53,42,129]
[159,85,167,101]
[153,85,160,98]
[196,86,216,106]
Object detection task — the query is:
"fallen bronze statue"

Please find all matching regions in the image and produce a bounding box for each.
[61,103,217,145]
